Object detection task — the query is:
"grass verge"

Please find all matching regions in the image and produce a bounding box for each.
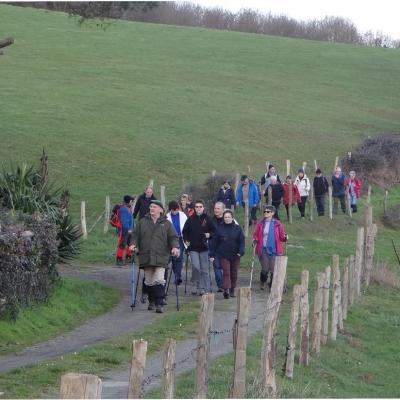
[0,300,200,398]
[0,277,119,356]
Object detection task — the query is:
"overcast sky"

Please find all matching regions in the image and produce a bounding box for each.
[185,0,400,39]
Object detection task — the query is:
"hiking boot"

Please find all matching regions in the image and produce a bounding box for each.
[176,278,182,285]
[140,294,148,304]
[260,281,265,290]
[161,298,168,306]
[229,288,235,298]
[223,290,229,299]
[156,305,164,314]
[148,302,155,311]
[116,257,123,267]
[217,288,224,293]
[191,289,198,296]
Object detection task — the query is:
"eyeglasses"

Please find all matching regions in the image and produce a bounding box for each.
[264,210,272,214]
[195,205,204,208]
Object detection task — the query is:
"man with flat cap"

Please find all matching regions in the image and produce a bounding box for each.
[131,199,180,313]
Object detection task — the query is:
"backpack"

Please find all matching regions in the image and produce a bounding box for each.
[109,204,122,228]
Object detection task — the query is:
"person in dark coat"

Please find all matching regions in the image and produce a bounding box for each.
[331,166,346,214]
[182,199,215,295]
[210,210,245,299]
[131,200,179,313]
[313,168,329,216]
[263,175,284,220]
[133,186,157,220]
[216,180,236,210]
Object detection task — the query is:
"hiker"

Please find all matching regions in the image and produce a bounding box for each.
[182,199,215,296]
[210,209,245,299]
[294,168,310,219]
[252,205,287,290]
[236,175,260,226]
[115,195,135,266]
[332,166,346,214]
[263,175,284,220]
[131,200,179,313]
[260,164,282,193]
[216,180,236,210]
[313,168,329,216]
[166,200,187,285]
[345,171,362,213]
[282,175,301,220]
[211,201,226,292]
[179,193,194,218]
[133,186,156,220]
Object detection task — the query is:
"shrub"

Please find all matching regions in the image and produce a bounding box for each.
[341,133,400,189]
[0,209,59,320]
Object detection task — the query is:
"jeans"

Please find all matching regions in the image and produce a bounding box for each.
[171,238,185,282]
[213,256,223,289]
[189,251,210,293]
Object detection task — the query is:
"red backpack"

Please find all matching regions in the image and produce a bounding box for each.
[109,204,122,228]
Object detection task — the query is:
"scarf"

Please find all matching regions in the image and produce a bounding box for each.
[265,219,277,256]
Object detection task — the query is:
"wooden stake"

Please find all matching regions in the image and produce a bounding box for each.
[355,227,365,298]
[234,173,240,195]
[302,161,307,173]
[267,186,272,206]
[128,339,148,399]
[244,199,249,238]
[311,272,324,355]
[364,223,378,286]
[299,270,309,366]
[162,339,176,399]
[103,195,110,234]
[333,156,339,172]
[384,190,388,216]
[284,284,301,378]
[194,293,215,399]
[211,170,216,177]
[321,266,331,345]
[60,373,102,399]
[160,185,166,208]
[286,159,291,177]
[330,256,340,341]
[261,256,288,396]
[328,186,333,220]
[366,184,371,204]
[80,201,87,240]
[314,160,318,171]
[309,185,314,222]
[288,181,293,224]
[148,179,154,189]
[231,287,251,398]
[342,258,349,320]
[348,254,355,305]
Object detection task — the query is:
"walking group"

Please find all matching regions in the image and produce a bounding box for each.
[111,163,361,314]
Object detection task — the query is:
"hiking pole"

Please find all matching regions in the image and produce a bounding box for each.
[131,254,140,309]
[208,258,213,293]
[165,258,174,298]
[249,255,255,289]
[175,276,180,311]
[184,251,189,295]
[283,234,289,293]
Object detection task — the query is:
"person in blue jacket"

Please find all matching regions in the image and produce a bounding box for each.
[116,195,134,266]
[236,175,260,226]
[331,166,346,214]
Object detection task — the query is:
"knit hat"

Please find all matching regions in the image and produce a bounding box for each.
[298,168,304,173]
[150,199,164,211]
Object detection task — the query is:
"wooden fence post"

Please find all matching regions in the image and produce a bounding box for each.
[366,184,371,204]
[148,179,154,189]
[311,272,324,355]
[314,160,318,171]
[342,258,349,320]
[321,266,331,345]
[267,186,272,206]
[211,170,216,177]
[288,181,293,224]
[234,173,240,195]
[80,201,87,240]
[286,159,291,177]
[260,256,288,397]
[160,185,166,208]
[284,284,301,378]
[163,338,176,399]
[194,293,215,399]
[328,187,333,220]
[348,254,355,305]
[128,339,148,399]
[333,156,339,172]
[331,256,341,341]
[231,287,251,398]
[347,194,353,218]
[60,373,102,399]
[364,205,373,285]
[355,227,365,298]
[309,185,314,222]
[103,195,110,234]
[299,270,309,366]
[364,224,378,287]
[244,200,249,238]
[384,190,388,216]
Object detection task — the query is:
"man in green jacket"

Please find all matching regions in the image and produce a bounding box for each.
[131,200,180,313]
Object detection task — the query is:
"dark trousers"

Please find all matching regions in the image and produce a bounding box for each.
[213,256,223,289]
[272,201,281,220]
[315,195,325,216]
[333,195,346,214]
[171,238,185,282]
[298,196,308,217]
[220,256,240,290]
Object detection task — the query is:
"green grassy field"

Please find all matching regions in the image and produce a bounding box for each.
[1,5,400,398]
[0,277,119,356]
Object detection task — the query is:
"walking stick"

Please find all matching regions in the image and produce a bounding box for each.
[175,279,180,311]
[165,258,173,298]
[131,255,141,309]
[184,251,189,295]
[249,256,255,289]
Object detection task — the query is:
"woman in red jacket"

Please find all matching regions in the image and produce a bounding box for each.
[282,175,301,220]
[252,205,287,290]
[345,171,362,213]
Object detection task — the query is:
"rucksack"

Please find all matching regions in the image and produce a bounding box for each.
[109,204,122,228]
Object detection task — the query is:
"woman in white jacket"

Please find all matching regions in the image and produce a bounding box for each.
[294,168,311,218]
